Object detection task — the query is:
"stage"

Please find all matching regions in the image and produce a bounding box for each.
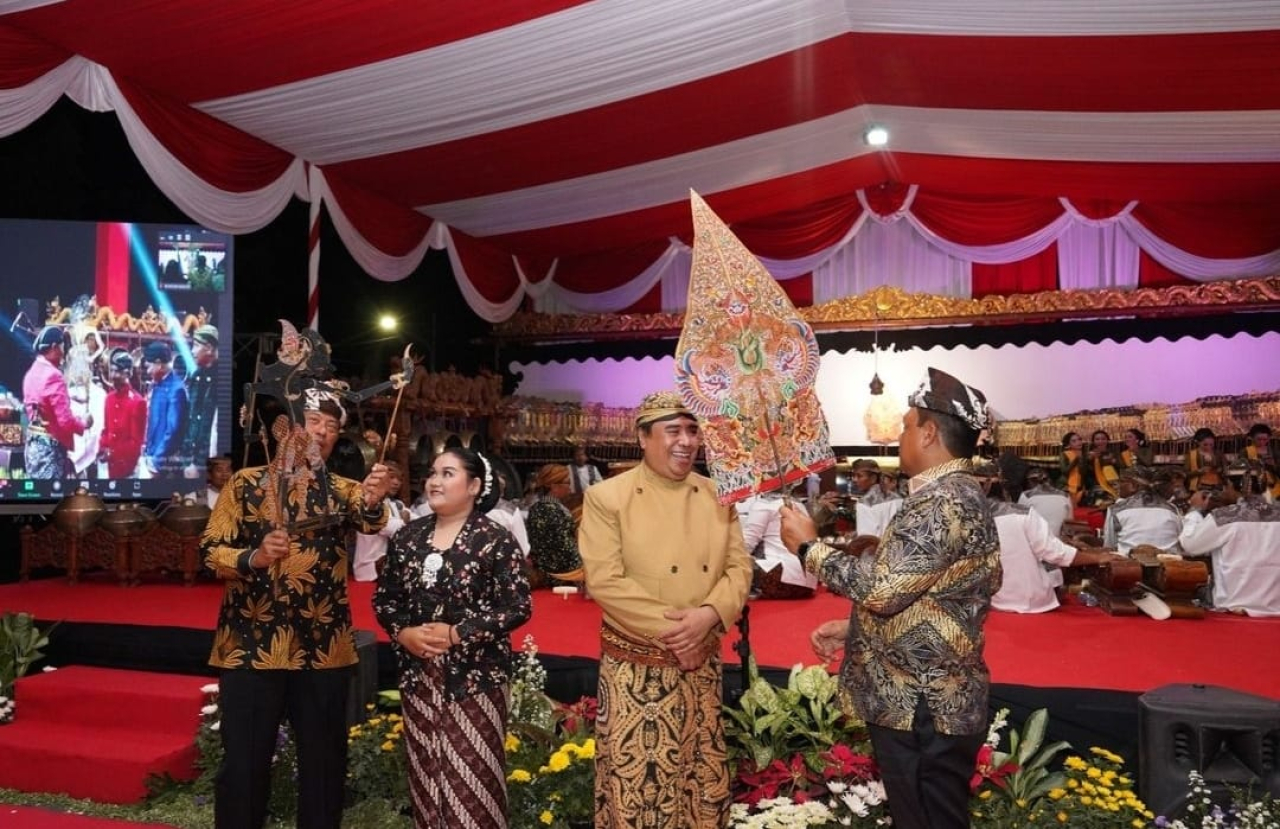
[4,574,1279,773]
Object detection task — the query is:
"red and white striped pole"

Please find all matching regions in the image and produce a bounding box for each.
[307,165,321,331]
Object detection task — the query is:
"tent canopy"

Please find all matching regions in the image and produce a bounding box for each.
[3,0,1279,321]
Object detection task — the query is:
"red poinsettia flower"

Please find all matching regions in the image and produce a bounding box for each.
[821,744,879,782]
[555,696,599,736]
[970,743,1020,792]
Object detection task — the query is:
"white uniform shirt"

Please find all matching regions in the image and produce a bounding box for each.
[990,505,1077,613]
[1180,501,1280,617]
[1103,493,1183,553]
[736,494,817,589]
[1018,486,1073,540]
[353,498,406,581]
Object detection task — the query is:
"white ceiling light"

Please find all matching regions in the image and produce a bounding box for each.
[864,126,889,147]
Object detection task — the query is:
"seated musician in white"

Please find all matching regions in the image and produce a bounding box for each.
[977,465,1120,612]
[1017,467,1073,540]
[1103,466,1182,554]
[736,491,817,599]
[1180,462,1280,617]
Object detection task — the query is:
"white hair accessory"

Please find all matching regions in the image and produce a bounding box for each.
[478,453,494,501]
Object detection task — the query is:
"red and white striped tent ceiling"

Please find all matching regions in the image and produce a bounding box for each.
[3,0,1280,322]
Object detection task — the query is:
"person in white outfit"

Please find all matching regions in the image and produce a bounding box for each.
[736,492,817,599]
[1103,466,1183,554]
[1180,465,1280,617]
[1017,468,1073,540]
[568,444,604,493]
[977,465,1120,613]
[353,461,408,581]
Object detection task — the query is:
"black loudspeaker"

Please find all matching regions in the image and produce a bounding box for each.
[1139,683,1280,819]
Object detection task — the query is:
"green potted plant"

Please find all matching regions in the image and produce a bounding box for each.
[0,610,58,722]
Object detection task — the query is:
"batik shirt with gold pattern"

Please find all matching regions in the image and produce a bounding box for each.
[805,459,1000,736]
[202,466,387,671]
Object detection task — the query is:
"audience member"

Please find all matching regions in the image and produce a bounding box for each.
[485,470,530,557]
[568,444,604,493]
[524,464,584,588]
[203,455,233,510]
[373,449,531,828]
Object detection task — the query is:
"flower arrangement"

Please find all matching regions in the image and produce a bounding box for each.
[505,635,599,829]
[345,696,409,807]
[970,708,1154,828]
[724,662,888,826]
[1155,770,1280,829]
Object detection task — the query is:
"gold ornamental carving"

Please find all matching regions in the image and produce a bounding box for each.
[493,276,1280,342]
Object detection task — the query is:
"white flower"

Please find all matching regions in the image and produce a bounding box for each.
[42,665,57,673]
[201,704,219,716]
[200,683,219,694]
[210,721,220,732]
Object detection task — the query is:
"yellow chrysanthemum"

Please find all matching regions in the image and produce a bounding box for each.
[1081,796,1093,806]
[539,810,554,825]
[978,790,993,800]
[1086,767,1102,779]
[380,740,395,751]
[1065,756,1087,771]
[504,733,521,753]
[508,769,532,783]
[547,751,571,772]
[1058,813,1068,824]
[1049,788,1066,800]
[578,738,596,759]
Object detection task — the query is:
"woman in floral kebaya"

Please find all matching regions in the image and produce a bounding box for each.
[373,448,531,829]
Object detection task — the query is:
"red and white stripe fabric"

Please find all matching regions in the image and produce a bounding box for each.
[2,0,1279,321]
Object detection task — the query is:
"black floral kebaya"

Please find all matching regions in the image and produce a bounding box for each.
[373,511,531,700]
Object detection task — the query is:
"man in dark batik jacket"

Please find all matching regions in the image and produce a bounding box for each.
[201,386,390,829]
[781,367,1000,829]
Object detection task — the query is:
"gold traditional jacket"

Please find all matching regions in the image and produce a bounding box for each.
[805,459,1000,736]
[578,462,753,644]
[202,466,387,671]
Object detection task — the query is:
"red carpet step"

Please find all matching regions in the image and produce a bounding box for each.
[0,667,208,804]
[1,804,175,827]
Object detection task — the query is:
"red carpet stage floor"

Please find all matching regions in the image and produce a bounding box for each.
[2,578,1278,699]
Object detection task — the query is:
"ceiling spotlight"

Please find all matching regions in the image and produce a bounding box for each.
[864,126,889,147]
[377,313,398,332]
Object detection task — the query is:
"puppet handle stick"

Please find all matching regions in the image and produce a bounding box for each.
[753,379,795,508]
[378,344,415,464]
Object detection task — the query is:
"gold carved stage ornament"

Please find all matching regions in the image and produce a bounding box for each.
[493,276,1280,342]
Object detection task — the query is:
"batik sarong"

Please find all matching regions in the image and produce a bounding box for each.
[594,628,730,828]
[401,659,508,829]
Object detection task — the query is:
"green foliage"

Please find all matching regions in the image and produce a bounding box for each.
[345,703,409,806]
[722,659,865,776]
[0,611,58,694]
[991,708,1071,803]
